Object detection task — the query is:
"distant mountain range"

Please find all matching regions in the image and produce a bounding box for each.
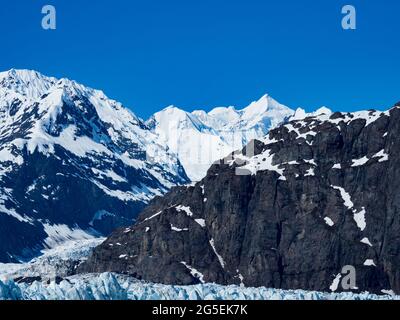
[0,69,297,262]
[147,95,294,181]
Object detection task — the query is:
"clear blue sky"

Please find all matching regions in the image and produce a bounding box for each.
[1,0,400,119]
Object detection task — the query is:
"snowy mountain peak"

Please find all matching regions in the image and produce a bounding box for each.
[0,69,189,263]
[148,94,295,181]
[149,105,208,133]
[316,106,333,115]
[0,69,57,100]
[291,106,333,121]
[244,94,282,112]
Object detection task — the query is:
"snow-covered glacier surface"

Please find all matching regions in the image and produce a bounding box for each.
[0,238,105,281]
[0,272,399,301]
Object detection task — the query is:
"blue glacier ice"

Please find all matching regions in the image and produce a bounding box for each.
[0,273,399,301]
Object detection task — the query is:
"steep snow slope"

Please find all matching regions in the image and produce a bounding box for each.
[147,95,294,181]
[0,69,188,263]
[0,238,104,282]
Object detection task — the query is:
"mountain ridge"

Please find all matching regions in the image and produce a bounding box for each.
[81,104,400,295]
[147,94,295,181]
[0,69,189,262]
[0,68,334,264]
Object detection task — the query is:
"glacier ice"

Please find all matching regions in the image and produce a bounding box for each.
[0,239,398,301]
[0,273,399,301]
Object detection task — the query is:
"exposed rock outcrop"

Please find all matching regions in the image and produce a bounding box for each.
[81,106,400,294]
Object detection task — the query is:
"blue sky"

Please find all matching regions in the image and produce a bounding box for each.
[1,0,400,119]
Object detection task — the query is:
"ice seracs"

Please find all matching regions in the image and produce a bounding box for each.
[2,272,399,300]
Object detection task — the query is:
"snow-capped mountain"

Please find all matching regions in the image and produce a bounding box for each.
[147,94,294,181]
[0,69,189,263]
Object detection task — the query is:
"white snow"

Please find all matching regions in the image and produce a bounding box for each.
[324,217,335,227]
[331,186,354,209]
[209,239,225,269]
[91,168,127,183]
[0,147,24,165]
[331,186,366,231]
[0,235,397,301]
[180,262,205,284]
[353,208,367,231]
[171,224,189,232]
[284,123,317,141]
[305,168,315,177]
[332,164,342,169]
[195,219,206,228]
[149,94,294,181]
[0,272,398,300]
[0,238,104,282]
[330,274,342,292]
[0,202,33,224]
[351,110,388,127]
[92,180,143,202]
[42,224,97,249]
[364,259,376,267]
[142,211,163,223]
[0,69,188,217]
[236,149,285,178]
[372,150,389,162]
[382,290,395,296]
[352,156,370,167]
[175,205,193,217]
[290,107,332,121]
[0,188,34,224]
[361,238,373,247]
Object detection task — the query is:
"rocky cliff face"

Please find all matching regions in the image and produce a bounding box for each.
[80,105,400,294]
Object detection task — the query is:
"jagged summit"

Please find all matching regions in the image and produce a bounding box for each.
[0,69,57,100]
[0,69,189,263]
[291,106,333,121]
[147,94,295,181]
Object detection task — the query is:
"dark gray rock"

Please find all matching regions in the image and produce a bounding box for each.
[80,106,400,294]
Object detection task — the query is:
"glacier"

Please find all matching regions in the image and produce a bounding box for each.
[0,272,399,300]
[0,239,398,300]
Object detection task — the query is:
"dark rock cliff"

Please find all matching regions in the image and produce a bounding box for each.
[80,106,400,294]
